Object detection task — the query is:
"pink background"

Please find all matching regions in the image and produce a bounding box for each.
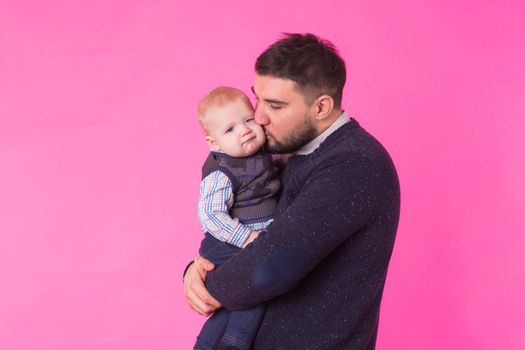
[1,1,524,349]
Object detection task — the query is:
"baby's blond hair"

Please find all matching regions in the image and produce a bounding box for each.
[197,87,253,134]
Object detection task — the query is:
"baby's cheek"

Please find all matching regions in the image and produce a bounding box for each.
[257,129,267,142]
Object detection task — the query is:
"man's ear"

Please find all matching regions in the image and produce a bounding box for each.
[205,135,221,152]
[312,95,335,121]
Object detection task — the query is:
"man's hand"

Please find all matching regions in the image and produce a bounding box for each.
[183,256,222,316]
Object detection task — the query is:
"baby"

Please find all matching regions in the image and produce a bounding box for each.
[194,87,280,350]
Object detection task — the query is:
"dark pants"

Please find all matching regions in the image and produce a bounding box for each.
[194,233,265,350]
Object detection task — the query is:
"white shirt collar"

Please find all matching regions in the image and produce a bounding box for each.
[296,111,350,155]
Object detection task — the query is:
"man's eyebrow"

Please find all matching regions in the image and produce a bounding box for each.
[250,87,287,105]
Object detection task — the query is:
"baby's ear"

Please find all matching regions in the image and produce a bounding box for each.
[205,136,221,151]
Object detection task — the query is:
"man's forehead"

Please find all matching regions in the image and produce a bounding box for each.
[252,75,303,102]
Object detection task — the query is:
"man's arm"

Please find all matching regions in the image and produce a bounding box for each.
[205,156,381,310]
[182,229,259,315]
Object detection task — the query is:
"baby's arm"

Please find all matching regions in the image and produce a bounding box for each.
[242,230,260,248]
[198,170,258,248]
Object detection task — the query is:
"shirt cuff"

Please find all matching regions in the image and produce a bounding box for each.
[229,224,253,248]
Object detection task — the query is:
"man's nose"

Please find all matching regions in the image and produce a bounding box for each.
[254,106,269,125]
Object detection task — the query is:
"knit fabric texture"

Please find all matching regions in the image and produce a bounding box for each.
[205,119,400,349]
[202,150,281,224]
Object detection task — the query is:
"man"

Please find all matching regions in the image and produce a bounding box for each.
[185,33,400,349]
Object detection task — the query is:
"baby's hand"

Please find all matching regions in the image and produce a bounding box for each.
[242,230,260,248]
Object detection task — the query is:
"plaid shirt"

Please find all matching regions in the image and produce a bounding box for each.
[198,170,273,248]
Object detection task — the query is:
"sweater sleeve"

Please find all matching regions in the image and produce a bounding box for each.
[205,155,381,310]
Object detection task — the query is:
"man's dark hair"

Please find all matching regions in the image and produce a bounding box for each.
[255,33,346,108]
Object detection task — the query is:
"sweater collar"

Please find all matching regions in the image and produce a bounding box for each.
[296,111,350,155]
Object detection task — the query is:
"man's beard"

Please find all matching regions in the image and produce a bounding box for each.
[263,113,317,154]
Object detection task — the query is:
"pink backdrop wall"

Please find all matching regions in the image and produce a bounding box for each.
[1,1,524,349]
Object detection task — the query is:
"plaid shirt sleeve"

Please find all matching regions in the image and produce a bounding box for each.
[198,170,253,247]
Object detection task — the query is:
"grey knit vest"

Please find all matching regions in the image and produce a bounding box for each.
[202,150,280,224]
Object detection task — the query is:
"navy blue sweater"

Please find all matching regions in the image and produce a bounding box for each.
[206,119,400,349]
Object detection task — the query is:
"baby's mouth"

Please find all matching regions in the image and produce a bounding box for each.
[243,136,255,145]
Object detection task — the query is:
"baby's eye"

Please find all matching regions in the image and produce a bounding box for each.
[225,127,234,133]
[246,118,254,123]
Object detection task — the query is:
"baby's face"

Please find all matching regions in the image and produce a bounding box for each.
[205,99,266,157]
